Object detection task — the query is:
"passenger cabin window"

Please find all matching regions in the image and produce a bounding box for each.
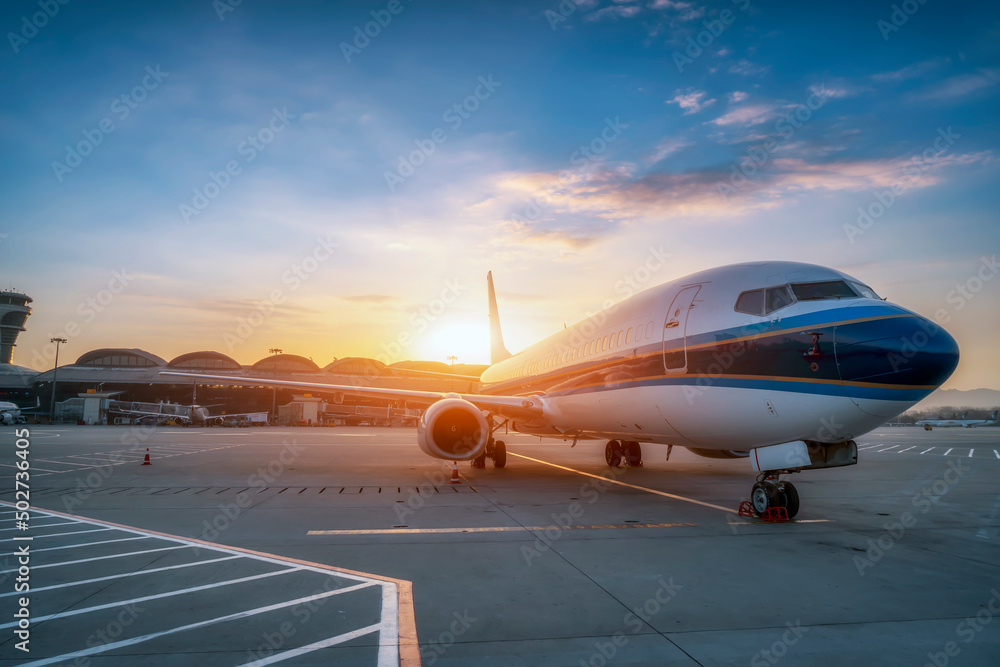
[790,280,858,301]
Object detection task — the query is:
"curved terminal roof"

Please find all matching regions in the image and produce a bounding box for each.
[168,351,242,370]
[75,348,166,368]
[323,357,390,376]
[250,353,320,373]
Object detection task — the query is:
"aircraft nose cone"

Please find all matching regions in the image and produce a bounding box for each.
[835,308,959,417]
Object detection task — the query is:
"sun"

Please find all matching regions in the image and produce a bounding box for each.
[416,319,491,365]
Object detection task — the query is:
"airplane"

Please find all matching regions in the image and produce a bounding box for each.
[0,401,24,425]
[107,400,267,427]
[914,411,997,429]
[162,261,960,519]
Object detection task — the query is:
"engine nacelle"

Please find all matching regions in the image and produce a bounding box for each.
[0,413,12,426]
[417,398,489,461]
[686,448,751,459]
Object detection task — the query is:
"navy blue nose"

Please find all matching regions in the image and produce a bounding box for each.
[834,310,959,415]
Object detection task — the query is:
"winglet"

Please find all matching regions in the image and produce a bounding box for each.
[487,271,512,365]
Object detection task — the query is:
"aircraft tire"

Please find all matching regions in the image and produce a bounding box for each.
[605,440,622,467]
[777,481,800,519]
[624,441,642,467]
[493,440,506,468]
[751,481,779,516]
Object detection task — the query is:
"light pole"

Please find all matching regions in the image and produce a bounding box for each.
[447,355,458,366]
[48,337,67,422]
[269,348,282,422]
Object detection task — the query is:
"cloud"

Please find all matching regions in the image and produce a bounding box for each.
[587,3,642,21]
[709,104,780,127]
[871,60,942,83]
[666,89,716,115]
[340,294,402,305]
[646,136,691,165]
[728,91,748,103]
[906,68,1000,103]
[728,59,768,76]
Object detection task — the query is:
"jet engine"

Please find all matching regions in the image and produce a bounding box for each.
[0,412,13,425]
[686,448,751,459]
[417,398,489,461]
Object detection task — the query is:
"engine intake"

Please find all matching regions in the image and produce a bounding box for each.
[417,398,489,461]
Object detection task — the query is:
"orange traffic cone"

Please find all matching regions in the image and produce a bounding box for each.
[449,461,461,484]
[142,448,151,465]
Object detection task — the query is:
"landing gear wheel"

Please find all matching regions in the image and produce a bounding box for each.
[471,452,487,469]
[624,441,643,467]
[776,481,799,519]
[492,440,506,468]
[750,481,779,516]
[605,440,622,467]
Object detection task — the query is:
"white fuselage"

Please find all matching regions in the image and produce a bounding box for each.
[479,261,959,452]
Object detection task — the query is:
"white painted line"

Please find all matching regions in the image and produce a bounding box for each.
[0,556,242,598]
[0,546,185,574]
[240,623,382,666]
[17,527,114,539]
[19,583,377,667]
[969,449,975,458]
[994,450,999,459]
[15,535,151,554]
[877,445,899,452]
[511,452,738,514]
[0,520,81,532]
[920,448,934,455]
[898,446,915,453]
[0,568,303,629]
[944,448,953,456]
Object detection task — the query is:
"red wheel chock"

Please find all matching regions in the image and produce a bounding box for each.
[737,501,790,522]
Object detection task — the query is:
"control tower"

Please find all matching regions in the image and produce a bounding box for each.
[0,290,32,365]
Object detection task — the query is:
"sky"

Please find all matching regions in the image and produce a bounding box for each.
[1,0,998,389]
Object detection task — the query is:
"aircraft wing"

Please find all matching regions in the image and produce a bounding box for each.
[158,371,545,422]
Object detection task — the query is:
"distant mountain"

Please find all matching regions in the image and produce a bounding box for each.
[910,388,1000,412]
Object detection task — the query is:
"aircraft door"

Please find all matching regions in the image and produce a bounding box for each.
[662,285,701,373]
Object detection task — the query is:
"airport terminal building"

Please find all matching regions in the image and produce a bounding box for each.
[0,290,484,425]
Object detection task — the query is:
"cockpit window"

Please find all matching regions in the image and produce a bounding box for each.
[735,289,764,316]
[789,280,858,301]
[850,281,880,299]
[765,285,794,313]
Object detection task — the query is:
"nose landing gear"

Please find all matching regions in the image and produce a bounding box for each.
[747,474,800,519]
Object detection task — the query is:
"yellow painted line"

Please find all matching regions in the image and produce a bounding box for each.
[509,452,739,514]
[308,522,695,536]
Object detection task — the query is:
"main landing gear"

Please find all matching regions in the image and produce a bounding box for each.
[605,440,643,467]
[748,474,800,519]
[471,417,507,469]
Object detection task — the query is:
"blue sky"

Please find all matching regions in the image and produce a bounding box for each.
[1,0,998,389]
